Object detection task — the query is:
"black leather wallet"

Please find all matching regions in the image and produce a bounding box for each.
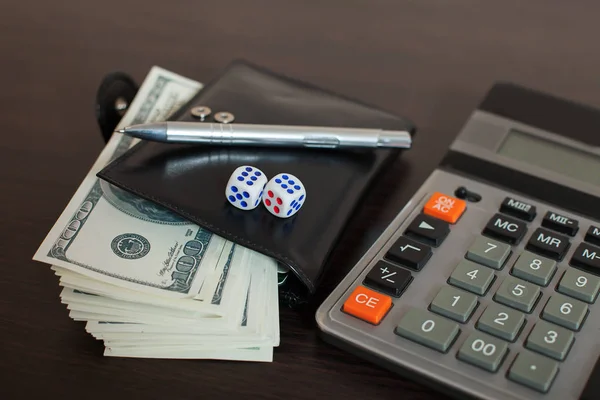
[96,60,416,306]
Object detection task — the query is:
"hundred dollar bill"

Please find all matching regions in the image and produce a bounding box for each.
[33,66,229,300]
[103,345,273,362]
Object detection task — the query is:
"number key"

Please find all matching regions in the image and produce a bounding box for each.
[541,293,588,330]
[429,286,478,323]
[557,268,600,303]
[448,259,495,295]
[493,276,540,313]
[466,236,511,270]
[525,320,574,361]
[394,308,460,352]
[457,331,508,372]
[476,303,525,341]
[511,251,557,286]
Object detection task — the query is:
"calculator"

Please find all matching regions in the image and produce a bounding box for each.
[316,83,600,400]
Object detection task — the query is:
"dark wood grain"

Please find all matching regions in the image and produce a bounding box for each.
[3,1,600,399]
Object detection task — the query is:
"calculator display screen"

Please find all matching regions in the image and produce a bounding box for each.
[497,129,600,187]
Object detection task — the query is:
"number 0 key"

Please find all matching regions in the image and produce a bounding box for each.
[395,308,460,352]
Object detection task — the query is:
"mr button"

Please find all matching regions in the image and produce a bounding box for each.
[342,285,393,325]
[483,213,527,244]
[526,228,570,261]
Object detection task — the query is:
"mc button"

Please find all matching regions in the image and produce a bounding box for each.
[342,285,393,325]
[483,213,527,244]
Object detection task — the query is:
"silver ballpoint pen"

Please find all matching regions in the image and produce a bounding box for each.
[116,121,412,149]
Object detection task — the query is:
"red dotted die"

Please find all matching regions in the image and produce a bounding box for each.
[265,199,271,206]
[268,191,274,198]
[276,198,282,205]
[274,206,280,214]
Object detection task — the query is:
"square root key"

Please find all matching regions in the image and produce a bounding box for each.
[385,236,432,271]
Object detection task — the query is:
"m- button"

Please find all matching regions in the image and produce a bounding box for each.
[483,213,527,244]
[342,285,393,325]
[570,242,600,275]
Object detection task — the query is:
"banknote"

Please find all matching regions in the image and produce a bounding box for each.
[33,66,229,300]
[103,346,273,362]
[34,65,280,361]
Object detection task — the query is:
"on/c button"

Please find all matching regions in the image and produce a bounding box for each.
[342,285,392,325]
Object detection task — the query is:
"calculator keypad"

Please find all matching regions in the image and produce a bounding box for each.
[541,211,579,236]
[335,189,600,397]
[483,213,527,244]
[525,320,574,361]
[465,236,510,270]
[570,242,600,274]
[342,285,392,325]
[511,251,557,286]
[493,276,541,313]
[385,236,432,271]
[448,259,495,295]
[429,286,478,323]
[405,213,450,247]
[507,351,559,393]
[395,308,460,352]
[557,268,600,303]
[584,225,600,246]
[541,294,588,330]
[457,331,508,372]
[364,261,412,297]
[526,227,571,260]
[476,303,525,341]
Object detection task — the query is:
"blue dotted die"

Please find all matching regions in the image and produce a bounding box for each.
[266,172,305,218]
[227,165,268,210]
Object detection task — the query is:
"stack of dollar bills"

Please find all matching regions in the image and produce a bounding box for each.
[32,66,280,362]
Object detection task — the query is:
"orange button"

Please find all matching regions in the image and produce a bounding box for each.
[342,285,392,325]
[423,192,466,224]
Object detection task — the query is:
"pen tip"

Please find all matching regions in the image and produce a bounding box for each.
[115,129,125,134]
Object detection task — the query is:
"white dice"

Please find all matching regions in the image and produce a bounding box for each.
[262,173,306,218]
[225,166,268,210]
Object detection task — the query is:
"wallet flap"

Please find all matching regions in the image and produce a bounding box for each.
[97,60,415,295]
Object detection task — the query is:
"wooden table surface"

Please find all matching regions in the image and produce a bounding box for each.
[3,1,600,399]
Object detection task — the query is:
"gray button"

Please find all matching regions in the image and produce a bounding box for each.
[466,236,511,269]
[395,308,460,352]
[430,286,478,323]
[511,251,557,286]
[557,268,600,303]
[525,320,574,361]
[493,276,541,313]
[457,331,508,372]
[476,303,525,341]
[541,293,588,330]
[508,351,559,393]
[448,259,495,295]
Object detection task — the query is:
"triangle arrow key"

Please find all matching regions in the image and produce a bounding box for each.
[419,221,434,230]
[406,213,450,247]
